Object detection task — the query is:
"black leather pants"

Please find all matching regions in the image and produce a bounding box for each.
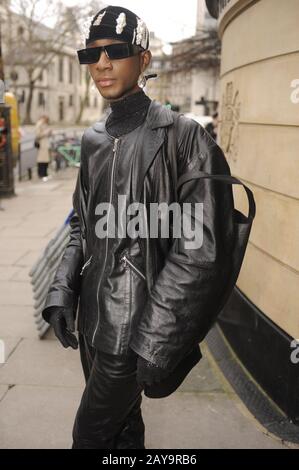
[72,333,145,449]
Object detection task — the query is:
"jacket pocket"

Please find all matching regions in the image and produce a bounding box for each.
[119,252,146,281]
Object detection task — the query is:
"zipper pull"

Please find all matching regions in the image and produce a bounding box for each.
[113,138,119,152]
[80,265,86,275]
[80,255,92,275]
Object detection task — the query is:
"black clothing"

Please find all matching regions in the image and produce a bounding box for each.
[136,355,169,388]
[43,97,234,449]
[72,333,145,449]
[105,89,151,138]
[143,343,202,398]
[71,92,148,449]
[86,6,149,50]
[42,100,234,372]
[47,307,78,349]
[37,162,48,178]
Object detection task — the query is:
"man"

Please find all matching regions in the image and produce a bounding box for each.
[42,5,234,449]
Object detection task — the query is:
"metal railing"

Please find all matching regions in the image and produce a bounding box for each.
[29,209,74,338]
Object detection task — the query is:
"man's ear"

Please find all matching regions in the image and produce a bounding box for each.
[141,50,152,73]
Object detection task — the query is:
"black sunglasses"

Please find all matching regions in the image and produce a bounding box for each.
[77,43,143,64]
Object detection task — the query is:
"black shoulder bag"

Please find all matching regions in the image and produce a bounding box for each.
[144,114,256,399]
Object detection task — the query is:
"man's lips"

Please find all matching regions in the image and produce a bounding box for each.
[96,78,115,87]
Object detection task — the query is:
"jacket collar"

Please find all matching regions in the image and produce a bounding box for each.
[92,99,174,133]
[131,100,174,204]
[90,99,175,206]
[145,100,174,129]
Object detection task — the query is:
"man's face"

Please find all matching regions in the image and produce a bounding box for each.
[87,38,149,102]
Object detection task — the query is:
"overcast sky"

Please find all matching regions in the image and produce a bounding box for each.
[61,0,198,43]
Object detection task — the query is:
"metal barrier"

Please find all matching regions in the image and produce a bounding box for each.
[50,132,82,172]
[29,209,74,338]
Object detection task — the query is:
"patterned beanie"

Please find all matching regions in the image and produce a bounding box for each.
[85,5,150,50]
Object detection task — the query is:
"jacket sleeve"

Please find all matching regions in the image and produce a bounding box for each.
[129,117,235,369]
[41,135,88,323]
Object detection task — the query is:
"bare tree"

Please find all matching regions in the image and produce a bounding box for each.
[2,0,104,124]
[170,26,221,72]
[62,0,106,124]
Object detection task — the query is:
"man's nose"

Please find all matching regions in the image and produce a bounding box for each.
[95,49,112,68]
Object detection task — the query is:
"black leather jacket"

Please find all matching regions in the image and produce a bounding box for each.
[42,100,234,370]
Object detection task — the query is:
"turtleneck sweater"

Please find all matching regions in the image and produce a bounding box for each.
[105,89,151,138]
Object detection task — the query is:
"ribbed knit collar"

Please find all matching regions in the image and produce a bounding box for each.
[109,89,150,117]
[105,89,151,138]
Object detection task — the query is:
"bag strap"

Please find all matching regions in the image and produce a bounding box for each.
[167,113,255,223]
[177,171,256,221]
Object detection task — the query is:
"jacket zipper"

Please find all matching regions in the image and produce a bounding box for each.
[120,254,146,281]
[92,137,119,347]
[80,255,92,275]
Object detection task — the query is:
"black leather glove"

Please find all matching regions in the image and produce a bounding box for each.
[136,355,170,387]
[47,307,78,349]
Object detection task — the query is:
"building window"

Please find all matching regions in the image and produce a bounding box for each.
[59,57,64,82]
[38,92,45,107]
[59,97,64,121]
[69,94,73,106]
[39,70,43,81]
[18,26,24,36]
[69,59,73,84]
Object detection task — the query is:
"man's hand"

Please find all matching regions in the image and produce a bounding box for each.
[136,355,169,387]
[47,307,78,349]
